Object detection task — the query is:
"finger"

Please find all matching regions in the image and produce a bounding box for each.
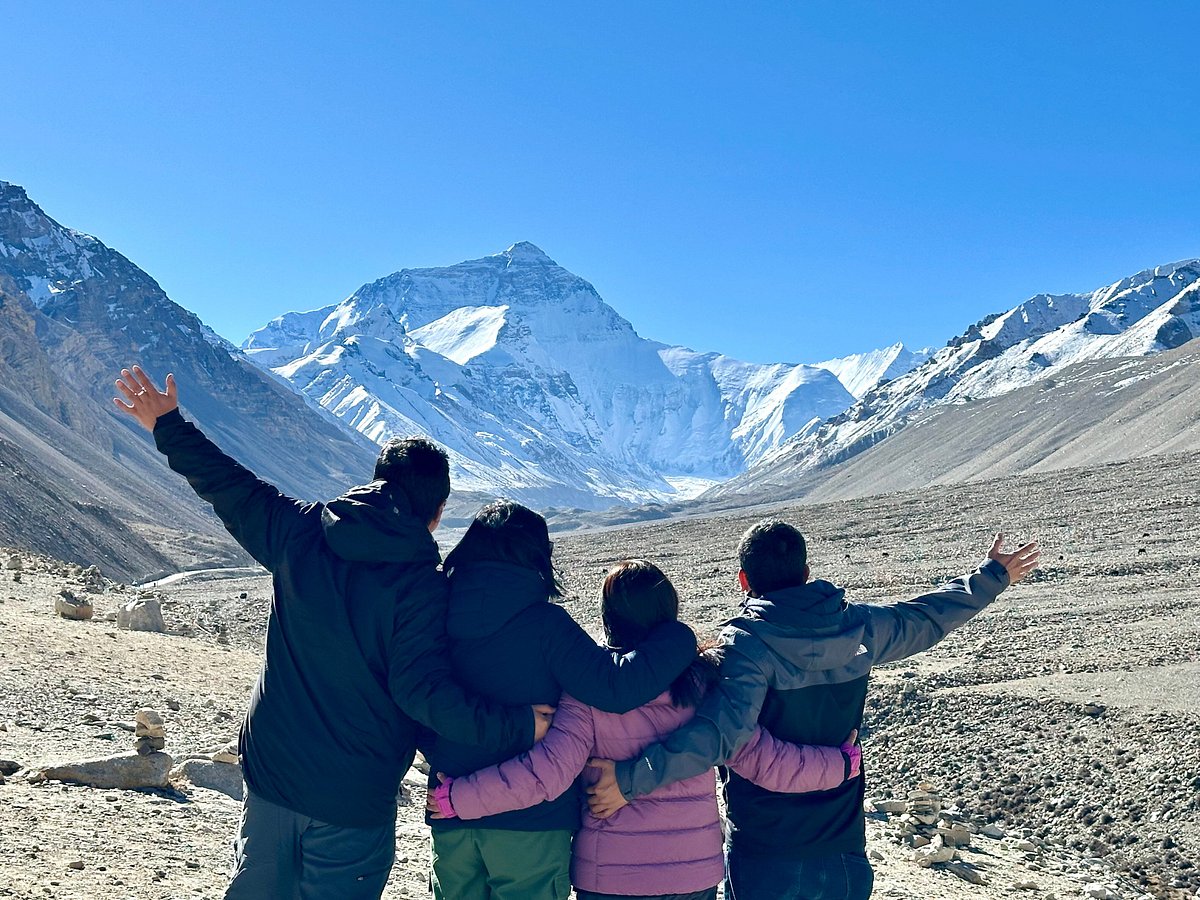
[990,533,1003,555]
[115,378,140,402]
[113,397,135,412]
[132,366,161,395]
[436,772,446,785]
[586,759,604,770]
[847,728,858,745]
[117,371,141,397]
[165,373,177,400]
[532,704,557,714]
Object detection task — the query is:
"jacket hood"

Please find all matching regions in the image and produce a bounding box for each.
[738,580,869,674]
[320,480,441,565]
[445,561,549,641]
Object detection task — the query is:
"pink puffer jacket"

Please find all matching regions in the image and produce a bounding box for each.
[445,691,848,895]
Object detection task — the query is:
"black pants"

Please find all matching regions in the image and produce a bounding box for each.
[225,788,396,900]
[575,890,718,900]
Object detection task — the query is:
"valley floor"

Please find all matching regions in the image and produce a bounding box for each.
[1,452,1198,899]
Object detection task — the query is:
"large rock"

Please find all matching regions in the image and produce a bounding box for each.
[55,589,93,621]
[170,758,243,800]
[34,751,173,789]
[117,598,165,633]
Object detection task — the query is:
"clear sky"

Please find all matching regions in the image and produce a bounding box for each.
[4,1,1198,364]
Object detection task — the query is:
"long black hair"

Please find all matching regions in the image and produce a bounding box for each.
[601,559,714,708]
[443,500,563,598]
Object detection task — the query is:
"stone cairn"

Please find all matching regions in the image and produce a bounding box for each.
[135,708,167,754]
[870,782,986,884]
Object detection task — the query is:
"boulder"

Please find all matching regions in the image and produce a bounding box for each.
[55,590,94,621]
[0,759,22,776]
[117,598,165,633]
[5,556,22,571]
[33,751,173,789]
[170,758,243,800]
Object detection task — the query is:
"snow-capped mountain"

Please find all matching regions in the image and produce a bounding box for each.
[816,342,934,399]
[0,180,380,578]
[711,259,1200,499]
[244,243,855,509]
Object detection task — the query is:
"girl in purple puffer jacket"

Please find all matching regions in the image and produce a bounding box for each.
[429,559,860,900]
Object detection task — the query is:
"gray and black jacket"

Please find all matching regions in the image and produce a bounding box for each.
[615,559,1011,859]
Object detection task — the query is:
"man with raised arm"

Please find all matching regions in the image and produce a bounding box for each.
[586,520,1039,900]
[113,366,553,900]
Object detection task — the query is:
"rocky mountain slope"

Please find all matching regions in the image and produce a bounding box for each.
[0,181,380,580]
[706,336,1200,506]
[243,243,857,509]
[709,260,1200,503]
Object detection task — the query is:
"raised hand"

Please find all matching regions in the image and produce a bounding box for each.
[988,533,1040,585]
[585,757,628,819]
[532,704,556,743]
[113,366,178,432]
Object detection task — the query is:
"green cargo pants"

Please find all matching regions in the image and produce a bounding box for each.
[430,828,572,900]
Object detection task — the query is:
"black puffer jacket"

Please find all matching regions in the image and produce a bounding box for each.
[153,410,531,827]
[425,560,697,833]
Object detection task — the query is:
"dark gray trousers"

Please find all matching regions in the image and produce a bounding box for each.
[225,788,396,900]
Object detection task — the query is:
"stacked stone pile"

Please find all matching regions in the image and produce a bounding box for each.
[135,709,166,754]
[31,707,173,790]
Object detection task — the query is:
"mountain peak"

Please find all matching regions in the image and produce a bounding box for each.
[0,180,29,199]
[500,241,556,265]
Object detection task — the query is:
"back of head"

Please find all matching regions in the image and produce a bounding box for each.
[601,559,679,651]
[737,520,808,595]
[374,437,451,525]
[443,500,562,597]
[602,559,712,708]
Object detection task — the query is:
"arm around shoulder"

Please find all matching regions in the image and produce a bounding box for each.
[616,632,771,799]
[545,607,696,714]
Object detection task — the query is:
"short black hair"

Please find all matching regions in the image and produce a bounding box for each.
[443,499,563,598]
[737,520,808,595]
[373,437,451,525]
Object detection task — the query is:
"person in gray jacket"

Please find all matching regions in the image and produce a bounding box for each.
[586,521,1040,900]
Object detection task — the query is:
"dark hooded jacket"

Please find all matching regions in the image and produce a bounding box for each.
[615,559,1011,858]
[424,559,698,833]
[153,409,531,827]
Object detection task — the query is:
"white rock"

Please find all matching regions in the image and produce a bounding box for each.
[117,598,165,633]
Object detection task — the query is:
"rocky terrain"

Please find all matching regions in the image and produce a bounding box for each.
[1,448,1197,899]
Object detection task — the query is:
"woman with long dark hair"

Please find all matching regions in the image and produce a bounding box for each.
[428,559,859,900]
[424,506,700,900]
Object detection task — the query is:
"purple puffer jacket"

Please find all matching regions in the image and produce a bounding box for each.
[446,690,848,895]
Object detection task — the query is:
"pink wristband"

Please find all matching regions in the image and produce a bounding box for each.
[433,779,457,819]
[841,743,862,779]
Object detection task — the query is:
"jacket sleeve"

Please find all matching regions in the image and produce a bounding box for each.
[388,569,534,752]
[543,609,697,714]
[867,559,1010,666]
[152,409,308,571]
[616,631,770,799]
[449,694,595,820]
[726,727,847,793]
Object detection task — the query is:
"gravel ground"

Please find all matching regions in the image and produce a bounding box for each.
[1,451,1197,899]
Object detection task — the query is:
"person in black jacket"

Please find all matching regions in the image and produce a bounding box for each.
[423,500,699,900]
[113,367,552,900]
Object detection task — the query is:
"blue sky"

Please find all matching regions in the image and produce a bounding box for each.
[4,1,1198,364]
